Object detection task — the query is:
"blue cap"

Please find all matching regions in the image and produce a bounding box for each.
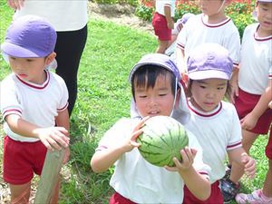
[1,15,57,58]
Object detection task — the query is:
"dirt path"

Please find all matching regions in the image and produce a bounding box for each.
[88,2,153,34]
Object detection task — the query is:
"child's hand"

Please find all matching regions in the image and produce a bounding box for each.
[241,153,256,179]
[165,147,197,172]
[36,127,70,151]
[7,0,24,10]
[123,116,150,152]
[241,113,258,131]
[269,101,272,109]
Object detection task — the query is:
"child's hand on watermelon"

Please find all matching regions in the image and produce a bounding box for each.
[165,147,197,172]
[126,116,150,152]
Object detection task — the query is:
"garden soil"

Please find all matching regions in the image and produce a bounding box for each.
[0,2,153,203]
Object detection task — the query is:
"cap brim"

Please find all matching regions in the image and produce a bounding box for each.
[1,42,44,58]
[188,70,230,80]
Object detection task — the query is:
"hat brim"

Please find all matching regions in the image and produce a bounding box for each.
[188,70,230,80]
[1,42,45,58]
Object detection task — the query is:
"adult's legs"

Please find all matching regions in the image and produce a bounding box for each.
[55,25,88,116]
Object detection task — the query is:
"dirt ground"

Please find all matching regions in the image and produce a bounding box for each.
[0,2,153,204]
[88,2,153,34]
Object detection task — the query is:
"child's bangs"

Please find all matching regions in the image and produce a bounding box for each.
[133,65,171,89]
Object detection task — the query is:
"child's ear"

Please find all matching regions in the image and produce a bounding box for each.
[45,52,56,65]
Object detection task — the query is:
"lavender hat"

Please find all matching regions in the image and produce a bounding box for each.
[129,53,181,82]
[187,43,233,80]
[1,15,57,58]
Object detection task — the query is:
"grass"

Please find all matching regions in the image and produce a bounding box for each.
[0,2,269,204]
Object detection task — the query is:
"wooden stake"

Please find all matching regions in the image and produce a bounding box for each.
[34,149,65,204]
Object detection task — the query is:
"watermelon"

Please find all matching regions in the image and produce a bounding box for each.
[137,116,189,167]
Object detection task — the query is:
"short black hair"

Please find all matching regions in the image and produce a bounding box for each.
[131,65,176,100]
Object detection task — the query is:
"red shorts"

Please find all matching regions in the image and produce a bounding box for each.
[266,128,272,159]
[109,192,136,204]
[183,181,223,204]
[152,12,172,41]
[3,136,47,185]
[234,88,272,134]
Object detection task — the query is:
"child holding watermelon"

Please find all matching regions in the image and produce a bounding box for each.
[91,53,211,203]
[183,43,256,204]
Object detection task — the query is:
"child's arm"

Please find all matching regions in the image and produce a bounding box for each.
[91,117,148,173]
[164,4,174,29]
[230,67,239,103]
[165,147,211,201]
[228,148,256,179]
[5,113,70,151]
[55,108,70,164]
[241,81,272,130]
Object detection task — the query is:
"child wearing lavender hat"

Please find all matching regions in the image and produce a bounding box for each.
[0,15,70,203]
[183,43,256,204]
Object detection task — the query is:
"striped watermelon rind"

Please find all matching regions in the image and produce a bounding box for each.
[137,116,189,167]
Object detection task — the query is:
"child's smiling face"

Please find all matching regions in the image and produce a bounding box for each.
[134,73,175,118]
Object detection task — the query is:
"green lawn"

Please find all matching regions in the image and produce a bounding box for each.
[0,2,268,204]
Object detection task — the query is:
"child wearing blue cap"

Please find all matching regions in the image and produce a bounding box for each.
[0,15,70,203]
[231,0,272,203]
[91,53,211,203]
[183,43,256,204]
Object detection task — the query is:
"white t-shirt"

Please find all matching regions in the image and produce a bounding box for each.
[186,101,242,183]
[96,117,210,203]
[0,70,69,142]
[238,23,272,94]
[155,0,175,17]
[177,14,240,69]
[13,0,88,31]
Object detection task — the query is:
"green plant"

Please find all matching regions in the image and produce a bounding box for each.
[135,4,154,21]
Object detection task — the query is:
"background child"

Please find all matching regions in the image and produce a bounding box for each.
[176,0,240,80]
[152,0,175,53]
[229,0,272,199]
[0,15,70,203]
[91,53,211,203]
[165,13,195,61]
[235,99,272,203]
[183,43,256,204]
